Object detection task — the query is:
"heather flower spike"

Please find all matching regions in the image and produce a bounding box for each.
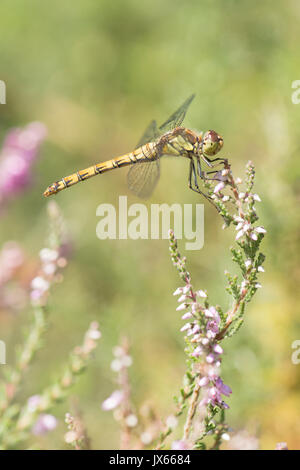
[167,161,266,450]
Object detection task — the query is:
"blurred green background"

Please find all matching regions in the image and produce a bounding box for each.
[1,0,300,449]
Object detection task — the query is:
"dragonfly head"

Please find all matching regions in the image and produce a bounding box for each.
[201,130,223,156]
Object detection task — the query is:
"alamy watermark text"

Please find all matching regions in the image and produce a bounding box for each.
[96,196,204,250]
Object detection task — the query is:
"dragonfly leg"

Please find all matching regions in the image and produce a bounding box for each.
[196,156,204,179]
[197,156,226,181]
[203,169,225,181]
[202,156,228,168]
[188,159,220,212]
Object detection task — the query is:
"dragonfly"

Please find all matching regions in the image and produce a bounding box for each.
[43,95,226,208]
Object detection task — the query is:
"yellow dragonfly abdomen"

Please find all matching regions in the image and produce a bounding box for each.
[43,141,157,197]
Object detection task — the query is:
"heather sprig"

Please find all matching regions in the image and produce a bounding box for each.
[0,202,70,416]
[0,321,100,449]
[102,337,136,449]
[168,161,266,450]
[102,338,177,450]
[0,202,100,450]
[64,411,90,450]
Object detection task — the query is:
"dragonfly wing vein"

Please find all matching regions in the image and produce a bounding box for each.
[127,159,160,198]
[158,94,195,134]
[135,120,160,148]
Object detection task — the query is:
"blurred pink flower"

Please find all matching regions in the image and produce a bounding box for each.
[0,122,47,208]
[171,440,191,450]
[32,413,57,436]
[102,390,124,411]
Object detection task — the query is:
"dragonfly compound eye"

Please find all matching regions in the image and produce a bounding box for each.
[202,130,223,156]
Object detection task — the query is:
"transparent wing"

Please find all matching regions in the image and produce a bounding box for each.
[136,119,160,148]
[127,95,195,198]
[127,119,160,198]
[158,94,195,134]
[127,159,160,198]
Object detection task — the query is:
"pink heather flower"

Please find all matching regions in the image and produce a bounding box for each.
[209,386,222,402]
[214,344,223,355]
[102,390,124,411]
[191,324,200,334]
[39,248,58,263]
[182,312,193,320]
[178,294,188,302]
[125,414,138,428]
[235,230,244,241]
[0,122,47,207]
[27,394,42,412]
[191,303,200,314]
[199,376,209,387]
[208,367,219,379]
[32,414,57,435]
[221,169,229,177]
[176,303,187,311]
[111,354,132,372]
[253,193,261,202]
[209,387,230,409]
[206,319,219,336]
[206,353,215,364]
[31,276,50,293]
[204,308,214,318]
[180,323,191,332]
[87,328,101,340]
[214,182,225,194]
[250,232,258,241]
[173,287,183,296]
[215,377,232,397]
[191,346,203,357]
[255,226,266,234]
[205,306,219,320]
[196,290,207,298]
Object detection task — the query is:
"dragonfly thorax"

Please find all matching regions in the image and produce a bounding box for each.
[159,127,198,158]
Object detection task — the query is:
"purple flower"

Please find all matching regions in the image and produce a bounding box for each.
[215,377,232,397]
[32,414,57,435]
[206,320,219,337]
[27,394,42,412]
[0,122,47,208]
